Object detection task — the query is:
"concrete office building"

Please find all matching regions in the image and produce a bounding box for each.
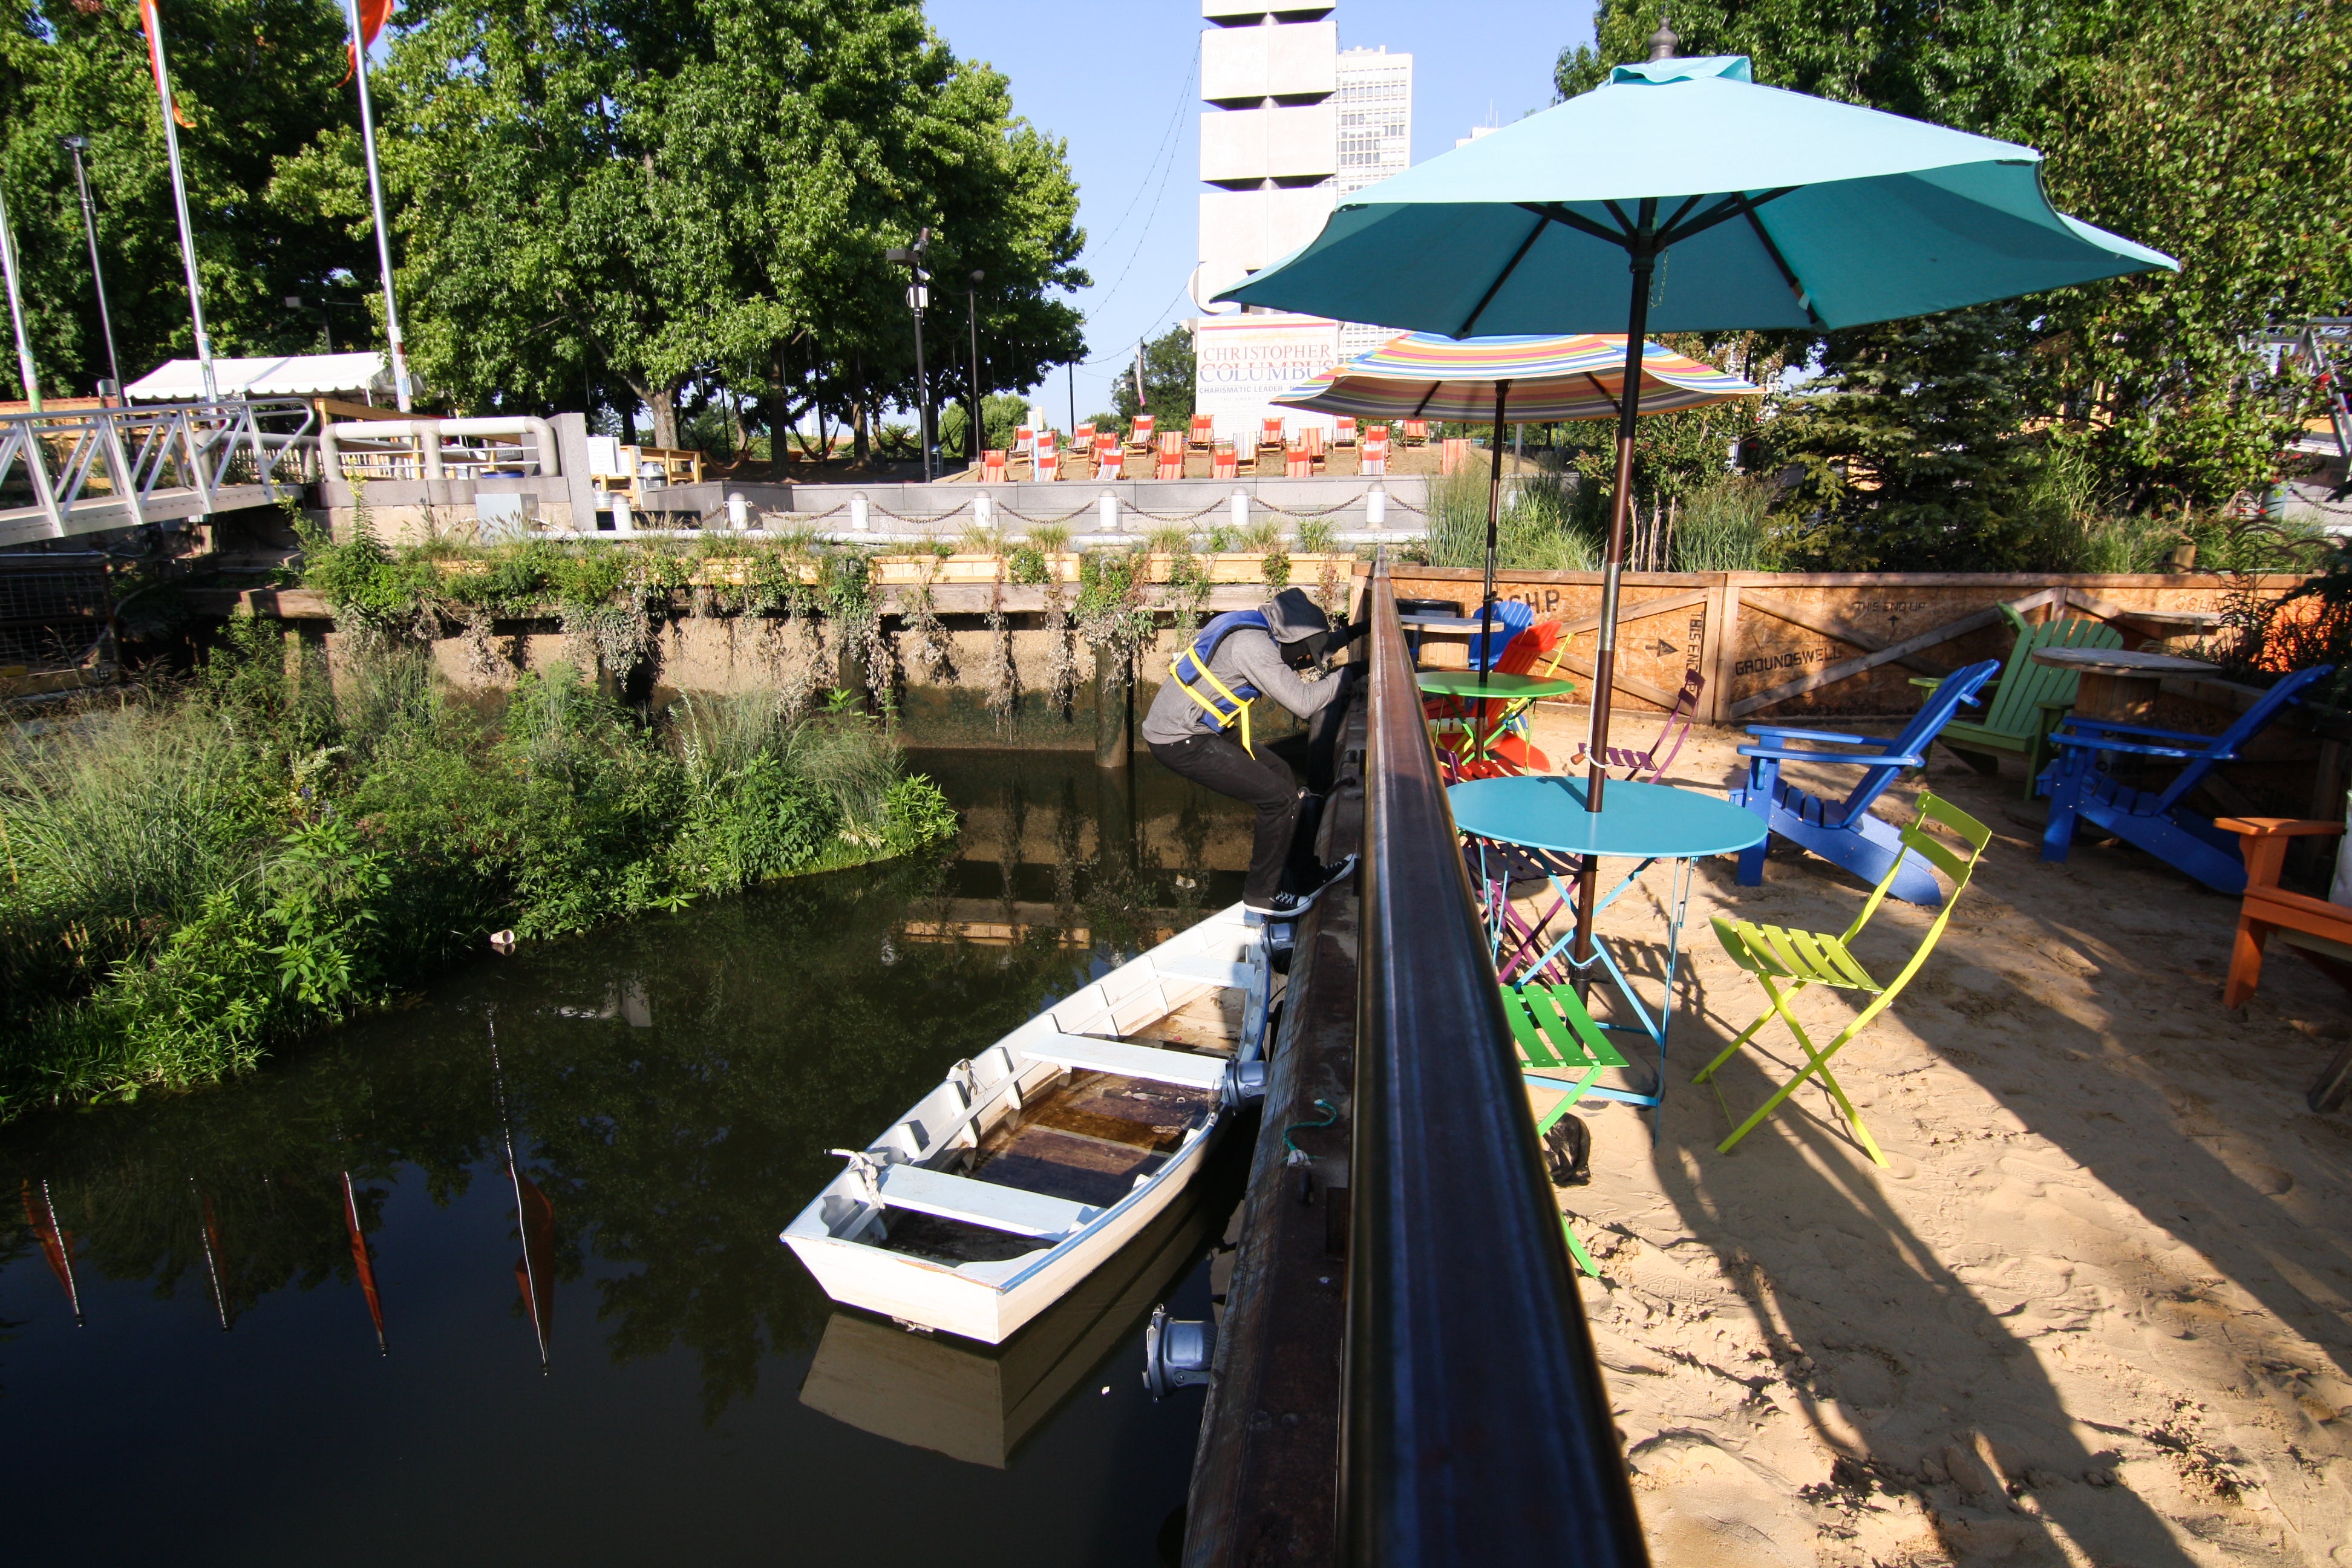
[1192,4,1413,436]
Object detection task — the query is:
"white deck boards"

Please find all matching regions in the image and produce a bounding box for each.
[1019,1033,1232,1091]
[877,1165,1094,1239]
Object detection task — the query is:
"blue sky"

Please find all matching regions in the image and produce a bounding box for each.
[923,0,1595,420]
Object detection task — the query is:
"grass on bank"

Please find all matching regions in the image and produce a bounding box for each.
[0,624,956,1120]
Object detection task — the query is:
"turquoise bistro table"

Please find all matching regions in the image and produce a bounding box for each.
[1447,776,1766,1112]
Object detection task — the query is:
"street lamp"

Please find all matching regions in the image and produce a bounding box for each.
[59,135,123,404]
[883,229,935,482]
[965,269,984,465]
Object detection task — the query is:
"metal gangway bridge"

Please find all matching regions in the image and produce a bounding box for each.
[0,399,318,547]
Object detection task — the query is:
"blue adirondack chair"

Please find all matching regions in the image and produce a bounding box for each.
[2037,664,2334,894]
[1730,661,2002,906]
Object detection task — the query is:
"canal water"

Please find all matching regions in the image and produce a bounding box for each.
[1,751,1255,1567]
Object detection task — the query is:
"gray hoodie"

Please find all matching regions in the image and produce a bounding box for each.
[1140,624,1344,749]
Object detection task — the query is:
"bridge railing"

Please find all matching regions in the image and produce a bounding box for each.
[1347,554,1650,1565]
[0,399,318,544]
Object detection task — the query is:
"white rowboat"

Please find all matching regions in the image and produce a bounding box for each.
[782,903,1276,1344]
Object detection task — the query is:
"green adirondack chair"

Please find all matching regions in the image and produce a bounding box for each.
[1498,979,1627,1277]
[1910,605,2122,796]
[1694,794,1991,1166]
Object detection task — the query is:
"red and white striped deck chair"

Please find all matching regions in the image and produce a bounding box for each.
[1260,416,1287,453]
[1304,426,1325,468]
[1036,434,1060,482]
[1014,425,1034,456]
[1096,431,1120,471]
[1189,413,1215,449]
[1097,445,1125,480]
[1402,419,1429,445]
[1212,442,1239,480]
[1073,422,1095,453]
[1155,429,1186,480]
[1335,416,1357,446]
[1285,440,1313,479]
[1128,414,1155,452]
[1439,437,1472,474]
[1359,429,1388,476]
[981,449,1008,483]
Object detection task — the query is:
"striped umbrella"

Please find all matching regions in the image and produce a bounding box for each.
[1278,333,1758,766]
[1273,332,1760,423]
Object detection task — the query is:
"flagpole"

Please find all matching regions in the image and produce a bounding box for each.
[0,183,44,413]
[140,1,217,402]
[343,0,414,412]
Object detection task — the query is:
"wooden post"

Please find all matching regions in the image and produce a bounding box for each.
[1706,575,1743,725]
[1094,644,1130,768]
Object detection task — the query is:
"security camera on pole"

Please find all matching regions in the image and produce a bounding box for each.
[883,229,934,483]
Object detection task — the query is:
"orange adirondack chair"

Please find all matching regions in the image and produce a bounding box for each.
[1427,618,1572,778]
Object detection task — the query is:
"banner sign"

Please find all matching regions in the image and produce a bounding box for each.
[1192,313,1339,441]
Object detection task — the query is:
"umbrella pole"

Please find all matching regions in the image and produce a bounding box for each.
[1572,224,1657,972]
[1474,380,1510,762]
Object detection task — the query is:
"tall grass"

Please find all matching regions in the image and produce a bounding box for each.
[1671,475,1774,571]
[0,642,956,1120]
[1420,463,1598,572]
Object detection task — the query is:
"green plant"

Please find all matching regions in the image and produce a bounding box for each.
[1297,518,1338,554]
[1672,475,1773,572]
[1028,522,1073,552]
[1420,464,1598,572]
[1142,523,1194,555]
[1238,517,1284,553]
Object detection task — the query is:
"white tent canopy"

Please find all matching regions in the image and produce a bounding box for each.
[125,351,390,402]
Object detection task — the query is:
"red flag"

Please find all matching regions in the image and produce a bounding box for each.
[341,1172,388,1356]
[21,1180,83,1325]
[344,0,394,84]
[137,0,197,128]
[510,1165,555,1368]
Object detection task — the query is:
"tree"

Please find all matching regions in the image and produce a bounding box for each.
[273,0,1088,447]
[0,0,366,400]
[1557,0,2352,519]
[1110,324,1194,426]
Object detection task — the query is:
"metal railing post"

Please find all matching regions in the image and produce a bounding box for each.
[1346,554,1649,1566]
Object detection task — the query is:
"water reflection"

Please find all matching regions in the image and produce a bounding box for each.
[0,750,1252,1566]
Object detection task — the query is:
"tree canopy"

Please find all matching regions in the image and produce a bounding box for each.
[1109,324,1194,426]
[1557,0,2352,550]
[2,0,1087,453]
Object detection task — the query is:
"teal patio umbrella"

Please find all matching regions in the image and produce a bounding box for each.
[1220,33,2176,959]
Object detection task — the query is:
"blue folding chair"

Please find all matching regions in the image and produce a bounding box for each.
[2039,664,2334,894]
[1730,661,2001,906]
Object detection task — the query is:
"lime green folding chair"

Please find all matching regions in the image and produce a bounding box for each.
[1499,979,1628,1276]
[1694,794,1991,1166]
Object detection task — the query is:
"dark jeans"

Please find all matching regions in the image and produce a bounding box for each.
[1149,731,1303,906]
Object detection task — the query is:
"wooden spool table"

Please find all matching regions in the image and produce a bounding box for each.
[2030,645,2219,722]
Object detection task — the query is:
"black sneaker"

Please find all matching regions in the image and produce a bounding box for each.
[1244,855,1359,920]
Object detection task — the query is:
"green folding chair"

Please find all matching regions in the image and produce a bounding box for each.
[1694,794,1991,1166]
[1499,979,1628,1276]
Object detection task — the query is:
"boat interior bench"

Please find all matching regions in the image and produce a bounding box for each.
[877,1164,1095,1240]
[1151,956,1252,990]
[1018,1032,1230,1091]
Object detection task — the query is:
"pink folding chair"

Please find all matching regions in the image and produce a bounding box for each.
[1572,669,1707,781]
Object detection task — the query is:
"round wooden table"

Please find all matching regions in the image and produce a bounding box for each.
[2031,645,2218,722]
